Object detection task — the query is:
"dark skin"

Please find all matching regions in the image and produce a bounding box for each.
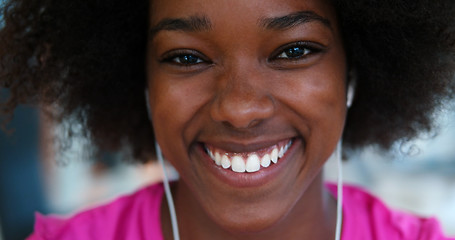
[146,0,347,239]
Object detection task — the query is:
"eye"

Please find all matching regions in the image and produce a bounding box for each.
[171,54,204,65]
[276,46,311,59]
[160,49,209,66]
[271,41,324,61]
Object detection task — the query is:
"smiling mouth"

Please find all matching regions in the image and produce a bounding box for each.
[203,139,294,173]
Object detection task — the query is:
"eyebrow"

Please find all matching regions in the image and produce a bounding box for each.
[259,11,331,30]
[149,15,212,38]
[149,11,331,39]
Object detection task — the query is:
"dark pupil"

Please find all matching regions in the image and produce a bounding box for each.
[286,47,304,58]
[179,55,199,64]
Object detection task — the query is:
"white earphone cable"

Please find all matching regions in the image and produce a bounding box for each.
[334,140,344,240]
[146,89,180,240]
[156,143,181,240]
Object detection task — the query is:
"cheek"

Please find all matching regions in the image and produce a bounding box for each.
[147,72,213,159]
[298,50,347,130]
[271,60,347,160]
[270,39,347,122]
[274,68,346,122]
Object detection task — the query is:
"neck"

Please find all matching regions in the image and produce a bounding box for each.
[162,173,338,240]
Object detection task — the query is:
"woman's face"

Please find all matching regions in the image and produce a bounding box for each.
[147,0,346,233]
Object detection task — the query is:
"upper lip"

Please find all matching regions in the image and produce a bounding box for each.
[200,137,295,153]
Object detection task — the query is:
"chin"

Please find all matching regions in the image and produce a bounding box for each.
[205,197,292,235]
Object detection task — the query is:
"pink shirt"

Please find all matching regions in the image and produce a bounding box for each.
[325,184,453,240]
[28,183,453,240]
[28,184,164,240]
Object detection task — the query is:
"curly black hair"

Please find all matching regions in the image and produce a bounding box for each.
[1,0,454,162]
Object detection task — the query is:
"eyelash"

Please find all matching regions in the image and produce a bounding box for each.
[160,41,324,66]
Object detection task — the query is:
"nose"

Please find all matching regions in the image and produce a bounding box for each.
[210,65,275,129]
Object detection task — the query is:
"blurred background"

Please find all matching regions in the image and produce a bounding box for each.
[0,100,454,239]
[325,103,455,237]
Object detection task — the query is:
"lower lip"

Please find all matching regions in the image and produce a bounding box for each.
[198,138,301,188]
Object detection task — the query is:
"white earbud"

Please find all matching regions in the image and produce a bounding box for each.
[145,89,152,118]
[347,70,356,108]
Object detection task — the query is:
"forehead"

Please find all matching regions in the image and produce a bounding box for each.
[149,0,338,29]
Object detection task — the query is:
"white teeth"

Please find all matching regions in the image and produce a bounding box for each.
[208,150,215,159]
[231,156,246,173]
[246,154,260,173]
[261,154,271,168]
[285,141,292,151]
[271,148,278,164]
[214,152,222,166]
[278,146,284,158]
[206,139,293,173]
[221,155,231,169]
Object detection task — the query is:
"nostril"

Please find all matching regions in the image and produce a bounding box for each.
[246,119,262,128]
[210,93,275,129]
[221,118,262,129]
